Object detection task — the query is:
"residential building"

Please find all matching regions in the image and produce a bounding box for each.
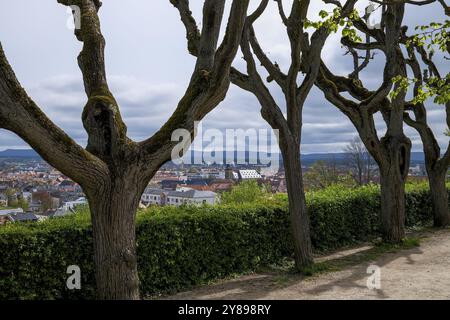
[0,208,26,225]
[141,188,217,207]
[60,197,88,212]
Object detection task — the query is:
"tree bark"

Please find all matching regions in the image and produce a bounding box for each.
[230,0,357,271]
[378,135,411,243]
[85,173,145,300]
[428,167,449,227]
[379,170,406,242]
[280,139,313,269]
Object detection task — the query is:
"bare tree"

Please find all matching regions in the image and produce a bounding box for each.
[0,0,249,299]
[228,0,357,269]
[344,136,374,185]
[304,159,350,190]
[315,2,412,242]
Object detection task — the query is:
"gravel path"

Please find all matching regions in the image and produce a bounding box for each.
[165,229,450,300]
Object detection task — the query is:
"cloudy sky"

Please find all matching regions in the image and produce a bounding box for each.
[0,0,448,154]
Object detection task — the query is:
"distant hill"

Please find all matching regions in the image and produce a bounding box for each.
[301,152,347,165]
[410,152,426,163]
[0,149,40,158]
[300,152,425,166]
[181,150,426,166]
[0,148,427,165]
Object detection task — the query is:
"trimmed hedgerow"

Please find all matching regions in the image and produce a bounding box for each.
[136,203,291,296]
[0,183,447,299]
[0,203,291,300]
[0,211,95,300]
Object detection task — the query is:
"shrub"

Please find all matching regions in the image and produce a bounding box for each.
[0,183,446,299]
[405,182,435,226]
[0,202,290,300]
[306,184,381,251]
[0,211,95,300]
[137,203,291,296]
[220,180,270,205]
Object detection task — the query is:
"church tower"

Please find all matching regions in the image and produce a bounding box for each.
[225,165,234,180]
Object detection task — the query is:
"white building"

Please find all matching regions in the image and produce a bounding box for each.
[0,208,24,216]
[238,170,262,180]
[141,189,163,206]
[141,188,217,207]
[58,197,88,212]
[409,164,424,176]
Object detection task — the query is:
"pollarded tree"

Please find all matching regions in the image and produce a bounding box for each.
[228,0,357,268]
[170,0,354,269]
[315,1,413,242]
[400,17,450,226]
[0,0,249,299]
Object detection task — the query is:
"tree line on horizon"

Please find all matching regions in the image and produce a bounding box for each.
[0,0,448,299]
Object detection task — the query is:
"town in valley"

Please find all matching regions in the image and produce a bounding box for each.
[0,148,432,226]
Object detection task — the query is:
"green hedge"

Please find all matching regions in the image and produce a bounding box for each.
[0,203,291,300]
[0,183,447,299]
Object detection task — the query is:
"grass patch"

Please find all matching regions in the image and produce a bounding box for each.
[300,262,337,276]
[401,237,421,248]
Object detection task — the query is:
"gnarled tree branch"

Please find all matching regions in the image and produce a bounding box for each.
[0,44,108,189]
[138,0,250,177]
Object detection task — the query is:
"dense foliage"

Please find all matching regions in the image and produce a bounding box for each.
[0,183,447,299]
[220,180,271,204]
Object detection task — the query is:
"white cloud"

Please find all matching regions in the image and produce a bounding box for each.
[0,0,447,155]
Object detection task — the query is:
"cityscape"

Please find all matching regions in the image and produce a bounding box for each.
[0,147,431,226]
[0,0,449,305]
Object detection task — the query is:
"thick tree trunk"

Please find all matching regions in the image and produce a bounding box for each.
[428,168,449,227]
[86,175,144,300]
[378,135,411,243]
[379,169,406,242]
[281,142,313,269]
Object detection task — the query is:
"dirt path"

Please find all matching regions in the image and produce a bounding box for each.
[165,229,450,300]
